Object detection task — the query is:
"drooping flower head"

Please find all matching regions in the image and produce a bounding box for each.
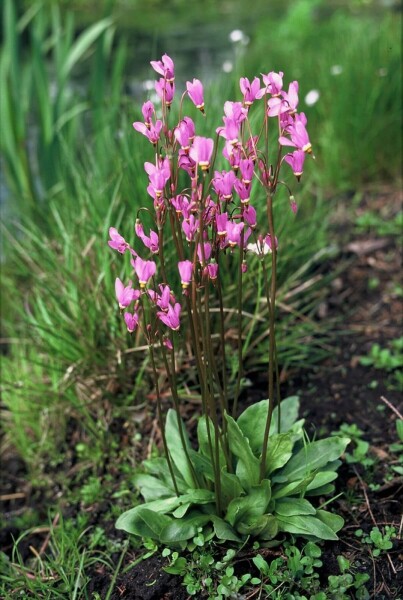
[178,260,193,289]
[115,278,140,309]
[150,54,175,82]
[239,76,262,106]
[186,79,205,112]
[135,221,159,253]
[284,150,306,180]
[189,136,214,171]
[155,78,175,106]
[174,117,195,151]
[157,303,181,331]
[260,71,284,97]
[108,228,130,254]
[124,311,139,333]
[132,257,156,288]
[133,119,163,145]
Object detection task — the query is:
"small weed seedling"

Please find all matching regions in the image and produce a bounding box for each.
[360,338,403,391]
[355,526,396,557]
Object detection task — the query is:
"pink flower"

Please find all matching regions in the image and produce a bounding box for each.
[124,311,139,333]
[213,170,236,200]
[239,159,254,184]
[197,240,212,263]
[239,76,262,106]
[223,101,247,124]
[178,260,193,288]
[132,257,156,288]
[189,136,214,171]
[259,71,284,97]
[178,150,197,178]
[284,150,306,180]
[182,215,199,242]
[186,79,204,111]
[141,101,155,124]
[174,117,195,150]
[289,195,298,214]
[207,262,219,280]
[216,117,240,145]
[115,278,140,309]
[268,81,299,117]
[170,195,195,219]
[265,234,278,251]
[216,212,229,236]
[157,303,181,331]
[244,204,257,228]
[144,160,170,197]
[226,221,244,247]
[222,144,242,170]
[148,284,173,311]
[150,54,175,81]
[155,78,175,106]
[135,221,159,253]
[108,227,130,254]
[279,113,312,154]
[133,120,163,145]
[234,179,251,205]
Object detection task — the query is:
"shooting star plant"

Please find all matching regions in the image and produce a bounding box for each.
[108,55,349,545]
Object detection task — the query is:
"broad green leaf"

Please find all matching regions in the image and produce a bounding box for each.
[272,474,315,499]
[197,415,226,469]
[259,516,279,540]
[305,484,335,497]
[188,450,243,506]
[133,474,174,501]
[237,397,300,455]
[274,498,316,517]
[271,396,301,434]
[219,471,244,507]
[143,457,188,493]
[237,399,269,454]
[116,506,172,538]
[160,513,211,543]
[172,503,191,518]
[137,496,182,514]
[225,480,271,526]
[182,489,216,504]
[305,470,338,492]
[237,514,272,536]
[225,412,260,490]
[165,409,197,488]
[316,510,344,534]
[265,433,294,475]
[279,437,350,482]
[276,514,339,541]
[212,517,242,542]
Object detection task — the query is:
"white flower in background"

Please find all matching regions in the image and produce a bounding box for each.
[142,79,155,91]
[229,29,249,45]
[330,65,343,76]
[222,61,233,73]
[304,90,320,106]
[378,67,388,77]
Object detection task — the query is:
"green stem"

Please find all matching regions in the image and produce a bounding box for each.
[232,230,245,418]
[259,192,278,481]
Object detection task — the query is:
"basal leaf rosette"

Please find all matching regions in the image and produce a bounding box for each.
[116,397,350,546]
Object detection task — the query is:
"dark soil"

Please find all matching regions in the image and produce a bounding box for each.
[1,185,402,599]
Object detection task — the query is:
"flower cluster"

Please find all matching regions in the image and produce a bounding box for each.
[109,55,313,341]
